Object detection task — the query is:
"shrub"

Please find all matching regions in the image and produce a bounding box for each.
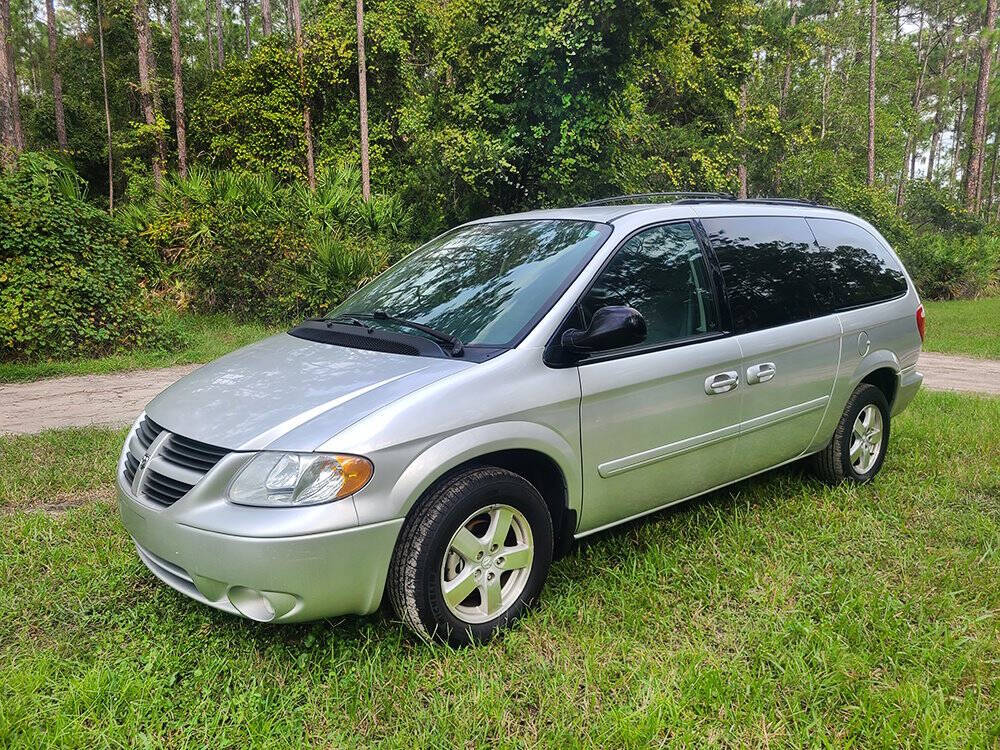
[898,232,1000,300]
[124,165,411,324]
[0,154,182,361]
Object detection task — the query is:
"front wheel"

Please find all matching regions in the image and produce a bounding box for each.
[387,466,553,646]
[812,383,890,484]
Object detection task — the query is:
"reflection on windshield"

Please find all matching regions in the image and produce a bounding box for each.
[331,220,610,347]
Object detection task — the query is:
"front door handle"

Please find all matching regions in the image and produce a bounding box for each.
[746,362,776,385]
[705,371,739,395]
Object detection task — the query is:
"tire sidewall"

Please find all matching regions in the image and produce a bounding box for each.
[416,471,553,645]
[839,386,890,483]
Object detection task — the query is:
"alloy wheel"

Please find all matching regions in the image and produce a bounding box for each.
[440,504,534,624]
[850,404,883,474]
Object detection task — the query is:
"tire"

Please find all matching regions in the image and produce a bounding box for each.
[387,466,554,646]
[812,383,891,484]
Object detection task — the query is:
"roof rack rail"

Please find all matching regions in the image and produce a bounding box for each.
[577,191,735,207]
[671,196,835,209]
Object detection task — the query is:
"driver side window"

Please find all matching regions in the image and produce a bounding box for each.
[579,222,719,347]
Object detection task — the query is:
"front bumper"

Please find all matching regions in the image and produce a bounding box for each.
[117,479,403,623]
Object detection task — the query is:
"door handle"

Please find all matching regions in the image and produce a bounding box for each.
[705,371,739,395]
[746,362,776,385]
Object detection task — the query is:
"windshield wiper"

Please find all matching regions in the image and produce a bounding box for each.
[326,315,372,331]
[370,310,464,356]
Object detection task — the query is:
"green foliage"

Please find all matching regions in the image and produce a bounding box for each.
[898,232,1000,300]
[0,154,181,361]
[903,182,986,236]
[122,165,411,323]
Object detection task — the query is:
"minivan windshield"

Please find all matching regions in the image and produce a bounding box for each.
[330,220,611,347]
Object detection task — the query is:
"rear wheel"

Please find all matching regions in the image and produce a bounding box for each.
[812,383,890,484]
[387,466,553,645]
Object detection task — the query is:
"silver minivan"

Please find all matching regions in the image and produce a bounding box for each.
[117,195,925,644]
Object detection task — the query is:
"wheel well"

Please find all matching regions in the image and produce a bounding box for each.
[861,367,898,407]
[431,450,570,548]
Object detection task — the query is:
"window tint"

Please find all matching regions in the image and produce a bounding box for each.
[807,218,908,309]
[578,222,719,347]
[702,216,832,332]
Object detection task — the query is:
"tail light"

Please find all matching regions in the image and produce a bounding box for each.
[916,304,926,342]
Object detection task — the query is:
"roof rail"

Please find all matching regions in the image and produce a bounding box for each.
[577,191,735,207]
[673,196,830,208]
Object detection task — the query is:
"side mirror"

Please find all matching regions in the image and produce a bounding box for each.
[561,305,647,352]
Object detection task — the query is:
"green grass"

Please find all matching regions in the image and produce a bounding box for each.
[0,312,279,383]
[2,391,1000,747]
[923,296,1000,359]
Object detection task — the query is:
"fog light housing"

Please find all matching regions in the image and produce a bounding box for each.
[227,586,298,622]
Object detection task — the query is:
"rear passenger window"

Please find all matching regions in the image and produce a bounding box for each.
[807,218,908,309]
[702,216,832,333]
[578,222,719,347]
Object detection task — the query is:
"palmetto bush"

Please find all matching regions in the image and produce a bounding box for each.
[125,165,412,323]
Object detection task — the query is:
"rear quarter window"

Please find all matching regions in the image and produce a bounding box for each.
[701,216,833,333]
[807,218,908,309]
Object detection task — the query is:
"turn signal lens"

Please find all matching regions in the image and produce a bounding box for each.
[228,452,373,507]
[916,304,926,342]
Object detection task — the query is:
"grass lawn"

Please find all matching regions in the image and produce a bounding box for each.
[0,312,279,383]
[2,391,999,747]
[923,297,1000,359]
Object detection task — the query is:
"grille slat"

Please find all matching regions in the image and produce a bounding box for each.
[123,453,140,484]
[142,469,195,506]
[121,416,229,508]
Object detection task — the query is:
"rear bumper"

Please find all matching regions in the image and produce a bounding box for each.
[117,480,403,623]
[892,365,923,416]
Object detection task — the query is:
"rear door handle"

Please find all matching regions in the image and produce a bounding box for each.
[705,371,739,395]
[746,362,776,384]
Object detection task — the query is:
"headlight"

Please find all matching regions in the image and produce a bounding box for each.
[227,452,373,507]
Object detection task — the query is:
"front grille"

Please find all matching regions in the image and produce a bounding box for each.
[159,433,230,473]
[141,469,196,507]
[121,415,230,508]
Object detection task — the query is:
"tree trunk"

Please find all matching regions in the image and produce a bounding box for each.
[261,0,270,35]
[242,0,249,54]
[356,0,370,200]
[204,0,214,70]
[820,43,831,141]
[951,48,970,186]
[134,0,163,189]
[737,79,748,198]
[867,0,876,186]
[985,125,999,215]
[779,0,797,118]
[0,0,24,158]
[964,0,998,210]
[170,0,187,177]
[96,0,114,210]
[896,13,934,207]
[215,0,225,67]
[290,0,314,189]
[45,0,67,149]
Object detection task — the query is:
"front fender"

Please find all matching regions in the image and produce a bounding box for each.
[382,421,581,523]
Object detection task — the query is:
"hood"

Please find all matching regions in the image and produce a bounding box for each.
[145,333,473,451]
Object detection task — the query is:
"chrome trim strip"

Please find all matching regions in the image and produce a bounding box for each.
[738,395,830,436]
[598,423,741,478]
[597,395,830,478]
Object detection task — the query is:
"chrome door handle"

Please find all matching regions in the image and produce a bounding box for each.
[705,371,739,395]
[746,362,776,385]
